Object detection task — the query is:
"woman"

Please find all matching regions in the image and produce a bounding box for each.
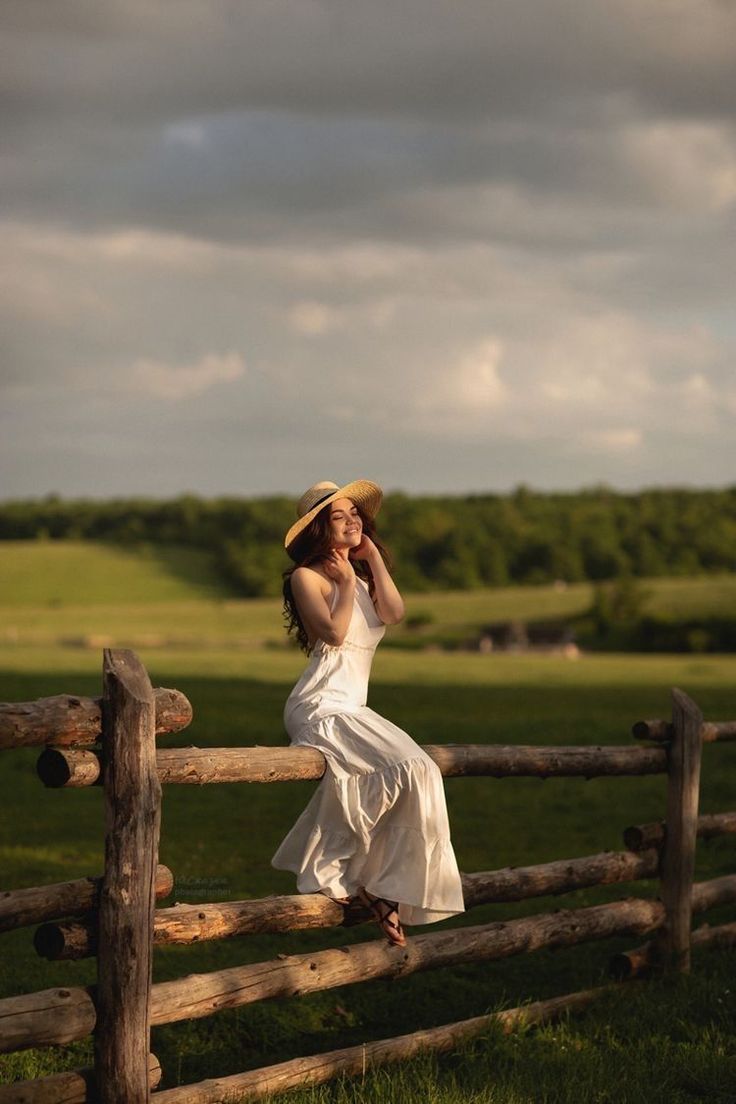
[270,479,465,947]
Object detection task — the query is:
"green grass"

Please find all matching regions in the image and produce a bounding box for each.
[3,540,736,656]
[0,539,232,605]
[0,656,735,1100]
[0,541,735,1100]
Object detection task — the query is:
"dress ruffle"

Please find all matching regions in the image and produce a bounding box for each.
[271,717,466,925]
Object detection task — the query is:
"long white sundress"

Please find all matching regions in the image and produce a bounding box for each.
[270,573,466,926]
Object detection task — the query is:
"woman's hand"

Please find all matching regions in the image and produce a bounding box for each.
[348,533,380,563]
[323,550,356,586]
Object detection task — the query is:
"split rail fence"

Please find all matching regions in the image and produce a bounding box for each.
[0,648,735,1103]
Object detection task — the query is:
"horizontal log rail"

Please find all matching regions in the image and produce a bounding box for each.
[150,982,639,1104]
[0,986,97,1053]
[0,1053,162,1104]
[631,718,736,743]
[609,919,736,979]
[34,847,663,960]
[623,810,736,852]
[8,873,729,1055]
[0,865,174,934]
[1,900,653,1053]
[36,742,669,788]
[142,873,735,1028]
[145,885,731,1027]
[0,688,191,750]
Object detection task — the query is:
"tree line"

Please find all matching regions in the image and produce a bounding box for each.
[1,484,735,598]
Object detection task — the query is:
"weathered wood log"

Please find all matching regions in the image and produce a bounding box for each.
[632,718,736,743]
[0,1053,162,1103]
[654,687,703,973]
[147,873,736,1027]
[692,920,736,950]
[35,847,662,959]
[36,742,666,788]
[0,687,192,750]
[700,720,736,742]
[34,894,347,958]
[150,983,636,1104]
[423,743,666,777]
[35,917,97,960]
[0,865,173,933]
[36,747,101,788]
[608,943,653,980]
[0,986,97,1053]
[95,649,161,1104]
[149,897,666,1026]
[609,919,736,979]
[4,874,733,1050]
[689,873,736,911]
[460,847,661,908]
[40,745,327,787]
[36,742,670,788]
[623,810,736,852]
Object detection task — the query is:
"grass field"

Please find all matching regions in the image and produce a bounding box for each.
[4,539,736,656]
[1,541,735,1101]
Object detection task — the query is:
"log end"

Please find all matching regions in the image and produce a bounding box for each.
[33,923,66,960]
[631,719,671,741]
[154,687,194,734]
[622,826,638,850]
[36,747,73,788]
[608,946,655,981]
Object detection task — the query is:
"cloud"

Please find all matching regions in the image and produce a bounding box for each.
[1,1,735,496]
[580,427,643,452]
[131,351,246,400]
[407,338,507,434]
[287,301,343,336]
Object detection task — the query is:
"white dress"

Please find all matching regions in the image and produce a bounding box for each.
[270,574,466,926]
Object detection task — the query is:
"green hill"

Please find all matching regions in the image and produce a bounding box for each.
[0,540,233,605]
[1,540,735,672]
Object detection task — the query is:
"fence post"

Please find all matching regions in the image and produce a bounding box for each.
[654,687,704,973]
[94,649,161,1104]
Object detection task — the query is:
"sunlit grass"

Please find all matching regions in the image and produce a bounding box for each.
[1,542,735,1099]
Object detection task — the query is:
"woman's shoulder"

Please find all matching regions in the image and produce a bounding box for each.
[292,564,332,592]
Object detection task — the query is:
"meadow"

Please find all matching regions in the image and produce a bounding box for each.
[1,541,735,1102]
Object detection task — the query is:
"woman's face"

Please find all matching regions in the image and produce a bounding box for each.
[328,497,362,550]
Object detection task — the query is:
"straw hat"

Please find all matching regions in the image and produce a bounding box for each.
[284,479,383,551]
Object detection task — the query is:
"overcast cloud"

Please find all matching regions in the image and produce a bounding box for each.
[1,0,735,500]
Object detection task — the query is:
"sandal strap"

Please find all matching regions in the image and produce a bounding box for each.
[365,894,403,935]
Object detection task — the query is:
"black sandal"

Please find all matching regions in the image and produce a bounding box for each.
[357,887,406,946]
[340,894,372,927]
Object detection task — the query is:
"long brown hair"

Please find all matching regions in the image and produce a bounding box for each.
[282,502,393,655]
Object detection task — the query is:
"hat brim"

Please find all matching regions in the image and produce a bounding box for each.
[284,479,383,550]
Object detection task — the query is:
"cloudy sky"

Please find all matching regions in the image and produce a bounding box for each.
[2,0,735,501]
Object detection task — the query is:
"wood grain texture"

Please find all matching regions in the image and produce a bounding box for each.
[0,687,191,749]
[33,846,663,958]
[94,649,161,1104]
[0,865,173,934]
[654,687,704,972]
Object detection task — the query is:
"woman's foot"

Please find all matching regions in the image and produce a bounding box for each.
[357,886,406,946]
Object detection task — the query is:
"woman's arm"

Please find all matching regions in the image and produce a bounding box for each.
[352,539,405,624]
[291,561,356,646]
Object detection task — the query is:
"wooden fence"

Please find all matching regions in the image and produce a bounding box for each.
[1,647,735,1103]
